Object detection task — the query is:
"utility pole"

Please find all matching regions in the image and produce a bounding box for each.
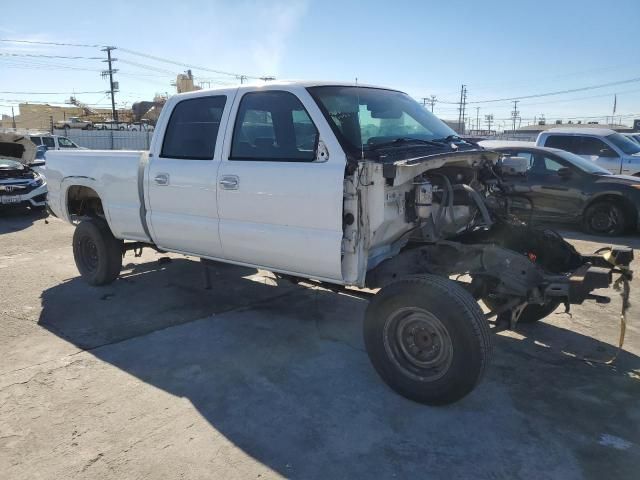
[475,106,480,132]
[485,114,493,134]
[457,84,467,134]
[429,95,436,112]
[511,100,519,133]
[101,46,119,122]
[11,106,16,129]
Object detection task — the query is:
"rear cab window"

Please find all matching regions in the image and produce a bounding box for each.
[161,95,227,160]
[543,135,577,152]
[42,137,55,148]
[30,136,42,146]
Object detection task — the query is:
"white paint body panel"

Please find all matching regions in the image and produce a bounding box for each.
[44,149,149,241]
[144,90,237,258]
[216,84,345,281]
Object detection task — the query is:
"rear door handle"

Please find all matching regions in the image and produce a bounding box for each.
[219,175,239,190]
[154,173,169,185]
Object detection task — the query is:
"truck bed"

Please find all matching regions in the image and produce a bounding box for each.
[44,149,150,241]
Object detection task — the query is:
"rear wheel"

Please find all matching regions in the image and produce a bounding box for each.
[583,201,626,236]
[72,218,123,286]
[364,275,491,405]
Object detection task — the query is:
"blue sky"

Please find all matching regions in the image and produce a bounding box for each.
[1,0,639,128]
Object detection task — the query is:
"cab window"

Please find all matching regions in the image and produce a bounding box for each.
[42,137,56,148]
[161,95,227,160]
[578,137,616,157]
[58,137,76,148]
[530,154,565,174]
[230,91,318,162]
[544,135,577,152]
[30,136,42,146]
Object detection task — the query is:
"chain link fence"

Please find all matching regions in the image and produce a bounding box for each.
[53,129,154,150]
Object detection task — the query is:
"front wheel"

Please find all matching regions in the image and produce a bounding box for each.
[364,275,491,405]
[72,219,123,286]
[583,201,626,236]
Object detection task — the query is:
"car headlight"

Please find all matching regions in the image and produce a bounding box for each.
[29,174,45,187]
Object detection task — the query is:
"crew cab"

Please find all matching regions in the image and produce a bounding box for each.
[43,82,633,405]
[537,128,640,176]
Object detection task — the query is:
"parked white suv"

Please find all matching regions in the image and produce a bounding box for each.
[536,128,640,176]
[30,134,83,150]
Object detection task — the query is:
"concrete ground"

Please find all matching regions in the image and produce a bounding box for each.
[1,207,639,480]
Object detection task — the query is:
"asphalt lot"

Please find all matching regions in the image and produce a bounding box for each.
[1,207,639,480]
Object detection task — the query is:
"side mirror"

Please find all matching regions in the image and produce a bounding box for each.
[598,148,617,158]
[557,167,572,178]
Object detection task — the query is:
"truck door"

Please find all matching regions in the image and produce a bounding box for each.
[217,88,345,282]
[576,136,622,174]
[524,152,585,220]
[146,93,232,258]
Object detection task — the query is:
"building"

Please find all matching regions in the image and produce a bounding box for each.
[0,103,129,131]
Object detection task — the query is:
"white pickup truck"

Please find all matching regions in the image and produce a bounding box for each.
[44,82,633,405]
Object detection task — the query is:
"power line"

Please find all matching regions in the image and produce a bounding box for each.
[0,90,105,95]
[0,52,103,60]
[465,77,640,104]
[118,47,264,79]
[0,38,103,48]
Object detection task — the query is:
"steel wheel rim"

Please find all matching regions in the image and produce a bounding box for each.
[383,307,453,381]
[79,237,99,272]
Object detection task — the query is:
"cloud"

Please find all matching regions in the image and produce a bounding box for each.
[249,1,308,76]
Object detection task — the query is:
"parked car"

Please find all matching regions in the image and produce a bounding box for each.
[536,128,640,176]
[43,82,631,405]
[127,121,155,132]
[623,132,640,145]
[481,141,640,235]
[30,134,84,150]
[0,133,47,210]
[94,121,127,131]
[54,117,93,130]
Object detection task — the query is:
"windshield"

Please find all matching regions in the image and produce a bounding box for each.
[307,86,457,155]
[606,132,640,155]
[553,149,611,174]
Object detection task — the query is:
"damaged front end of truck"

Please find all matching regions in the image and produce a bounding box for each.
[349,145,633,329]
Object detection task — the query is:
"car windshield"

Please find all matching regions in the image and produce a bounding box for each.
[307,86,458,155]
[606,132,640,155]
[553,149,611,175]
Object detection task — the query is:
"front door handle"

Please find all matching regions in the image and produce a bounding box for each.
[219,175,239,190]
[154,173,169,185]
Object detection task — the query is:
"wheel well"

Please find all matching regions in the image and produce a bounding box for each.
[585,194,638,229]
[66,185,105,219]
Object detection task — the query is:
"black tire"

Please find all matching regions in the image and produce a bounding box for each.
[484,297,561,324]
[583,201,626,236]
[364,275,491,405]
[72,219,123,286]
